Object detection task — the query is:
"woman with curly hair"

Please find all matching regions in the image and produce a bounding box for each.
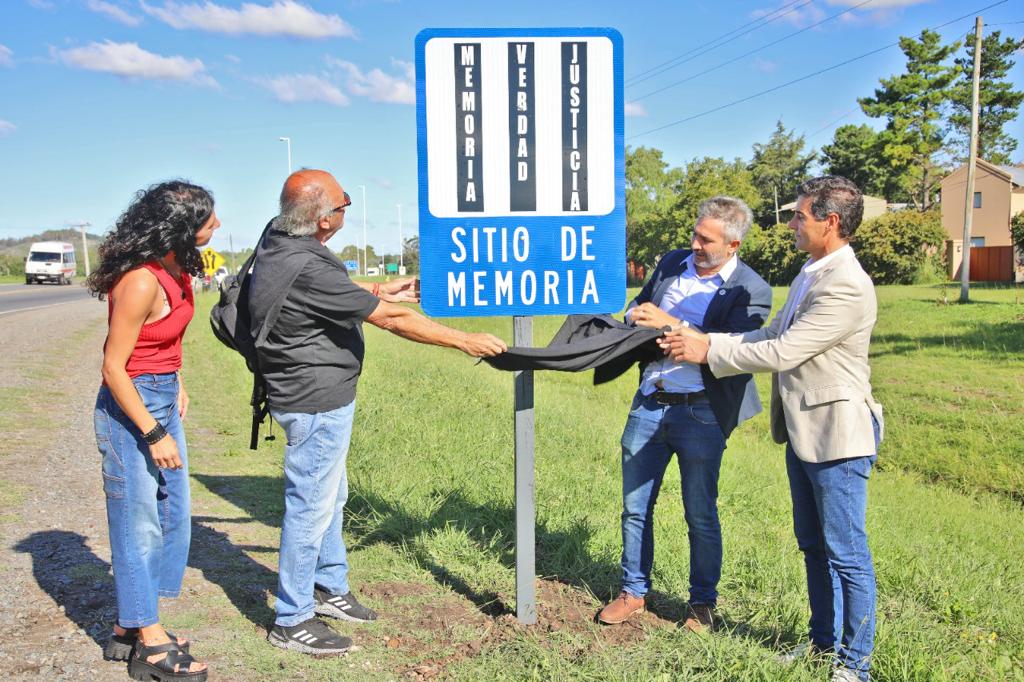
[88,180,217,682]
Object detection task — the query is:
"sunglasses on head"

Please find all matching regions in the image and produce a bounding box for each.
[332,192,352,213]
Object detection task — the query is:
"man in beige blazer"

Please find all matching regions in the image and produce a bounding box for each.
[661,176,881,682]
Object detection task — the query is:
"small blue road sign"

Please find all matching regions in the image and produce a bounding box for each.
[343,260,359,272]
[415,27,625,317]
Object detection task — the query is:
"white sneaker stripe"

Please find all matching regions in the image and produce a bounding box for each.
[341,603,352,610]
[293,629,308,638]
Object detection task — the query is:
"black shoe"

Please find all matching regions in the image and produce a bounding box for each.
[314,586,379,623]
[267,618,352,656]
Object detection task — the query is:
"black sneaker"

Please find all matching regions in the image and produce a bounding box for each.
[267,617,352,656]
[314,586,379,623]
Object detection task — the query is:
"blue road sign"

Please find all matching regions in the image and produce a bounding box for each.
[415,27,625,317]
[343,260,359,272]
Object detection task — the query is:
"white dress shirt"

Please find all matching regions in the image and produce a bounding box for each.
[780,244,853,331]
[639,254,738,395]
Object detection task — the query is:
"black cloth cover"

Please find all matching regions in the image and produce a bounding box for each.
[483,314,666,383]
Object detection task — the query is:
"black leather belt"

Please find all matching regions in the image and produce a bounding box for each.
[652,390,707,405]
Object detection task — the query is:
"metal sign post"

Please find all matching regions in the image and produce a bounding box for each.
[415,27,624,624]
[512,316,536,624]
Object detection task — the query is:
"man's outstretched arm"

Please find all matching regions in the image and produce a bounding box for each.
[366,301,507,357]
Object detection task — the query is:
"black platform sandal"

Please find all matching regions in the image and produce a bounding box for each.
[104,627,190,662]
[128,639,207,682]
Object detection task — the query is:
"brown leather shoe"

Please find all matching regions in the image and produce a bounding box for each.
[683,602,716,633]
[597,591,645,624]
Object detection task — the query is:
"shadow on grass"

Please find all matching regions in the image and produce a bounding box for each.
[192,474,787,647]
[12,530,116,650]
[188,516,277,630]
[871,319,1024,358]
[193,473,620,617]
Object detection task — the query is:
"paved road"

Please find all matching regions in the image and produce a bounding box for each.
[0,282,96,317]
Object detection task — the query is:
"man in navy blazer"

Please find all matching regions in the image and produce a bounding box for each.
[598,196,771,631]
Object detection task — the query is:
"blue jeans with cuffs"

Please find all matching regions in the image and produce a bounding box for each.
[94,373,191,628]
[270,401,356,627]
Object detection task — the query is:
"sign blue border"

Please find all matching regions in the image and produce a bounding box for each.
[415,27,625,318]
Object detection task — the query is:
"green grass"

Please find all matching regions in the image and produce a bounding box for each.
[172,285,1024,680]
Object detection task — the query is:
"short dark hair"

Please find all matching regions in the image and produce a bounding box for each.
[795,175,864,239]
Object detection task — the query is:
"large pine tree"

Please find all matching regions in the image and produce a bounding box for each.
[747,120,816,225]
[949,30,1024,165]
[859,30,959,211]
[820,124,892,199]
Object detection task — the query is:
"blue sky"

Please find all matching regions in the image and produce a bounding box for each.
[0,0,1020,254]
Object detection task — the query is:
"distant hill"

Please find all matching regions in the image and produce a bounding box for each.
[0,229,104,257]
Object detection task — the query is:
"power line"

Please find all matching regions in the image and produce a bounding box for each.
[632,0,877,102]
[626,0,814,87]
[628,0,1009,141]
[808,108,859,138]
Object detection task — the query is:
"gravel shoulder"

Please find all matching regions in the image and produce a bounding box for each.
[0,298,130,680]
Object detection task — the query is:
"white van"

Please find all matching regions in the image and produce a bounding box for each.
[25,242,77,285]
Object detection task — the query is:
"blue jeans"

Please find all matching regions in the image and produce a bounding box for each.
[619,391,727,604]
[271,401,356,627]
[94,373,191,628]
[786,419,880,681]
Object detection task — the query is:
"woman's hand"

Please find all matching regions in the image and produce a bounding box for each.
[177,382,189,420]
[148,433,183,470]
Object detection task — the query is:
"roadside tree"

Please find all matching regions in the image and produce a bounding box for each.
[859,30,960,211]
[949,30,1024,165]
[853,208,946,284]
[748,120,816,225]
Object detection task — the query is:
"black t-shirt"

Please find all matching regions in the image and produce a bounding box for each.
[251,230,380,413]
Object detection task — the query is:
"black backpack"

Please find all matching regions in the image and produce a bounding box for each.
[209,224,278,449]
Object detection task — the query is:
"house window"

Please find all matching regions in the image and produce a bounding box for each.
[973,192,982,208]
[970,237,985,248]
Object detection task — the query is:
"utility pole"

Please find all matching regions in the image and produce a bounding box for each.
[228,233,236,272]
[70,221,91,277]
[960,16,983,304]
[358,185,367,275]
[773,185,780,225]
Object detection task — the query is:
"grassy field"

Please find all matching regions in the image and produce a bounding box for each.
[176,284,1024,681]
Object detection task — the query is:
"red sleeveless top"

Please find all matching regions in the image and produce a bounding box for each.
[107,262,194,378]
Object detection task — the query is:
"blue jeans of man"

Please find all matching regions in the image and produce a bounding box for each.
[619,391,727,604]
[94,373,191,628]
[786,418,880,681]
[270,401,356,627]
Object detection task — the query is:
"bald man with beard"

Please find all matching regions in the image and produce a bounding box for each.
[248,169,506,656]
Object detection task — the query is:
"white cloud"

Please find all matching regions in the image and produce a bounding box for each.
[0,120,16,137]
[225,54,241,63]
[753,56,778,73]
[257,74,349,107]
[141,0,355,39]
[624,101,647,117]
[28,0,55,10]
[325,57,414,104]
[86,0,143,26]
[0,45,12,68]
[59,41,217,87]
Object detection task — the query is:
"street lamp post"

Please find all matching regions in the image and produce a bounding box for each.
[397,203,404,270]
[278,136,292,175]
[358,185,367,276]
